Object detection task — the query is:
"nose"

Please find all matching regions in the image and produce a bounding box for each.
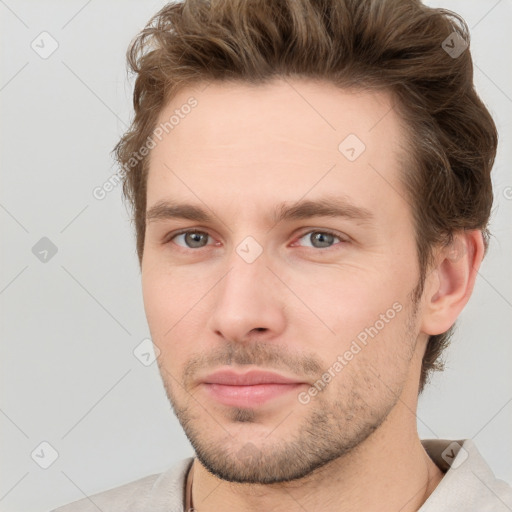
[206,247,287,344]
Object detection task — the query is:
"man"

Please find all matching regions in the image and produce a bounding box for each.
[53,0,511,510]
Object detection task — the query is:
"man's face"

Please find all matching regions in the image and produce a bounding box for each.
[142,79,426,483]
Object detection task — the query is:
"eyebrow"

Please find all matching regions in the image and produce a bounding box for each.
[146,196,374,227]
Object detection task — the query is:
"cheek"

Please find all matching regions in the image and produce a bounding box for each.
[142,262,190,318]
[316,307,415,409]
[289,265,404,334]
[141,269,185,348]
[141,270,166,331]
[288,267,414,380]
[141,268,208,369]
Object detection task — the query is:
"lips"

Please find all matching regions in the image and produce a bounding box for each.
[202,369,303,386]
[200,369,306,407]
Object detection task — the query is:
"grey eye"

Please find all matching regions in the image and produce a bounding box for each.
[174,231,210,248]
[297,231,341,249]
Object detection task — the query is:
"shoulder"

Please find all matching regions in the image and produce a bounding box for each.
[50,457,194,512]
[421,438,512,511]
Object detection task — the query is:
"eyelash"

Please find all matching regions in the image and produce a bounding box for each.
[165,228,348,251]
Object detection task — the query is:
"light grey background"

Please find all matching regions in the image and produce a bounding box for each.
[0,1,511,511]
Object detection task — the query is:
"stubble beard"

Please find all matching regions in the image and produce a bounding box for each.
[157,283,422,484]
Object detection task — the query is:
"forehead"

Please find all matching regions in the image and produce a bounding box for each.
[147,78,410,226]
[152,78,402,155]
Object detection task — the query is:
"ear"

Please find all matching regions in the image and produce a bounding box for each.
[420,230,485,335]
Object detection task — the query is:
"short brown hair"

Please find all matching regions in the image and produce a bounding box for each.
[113,0,498,394]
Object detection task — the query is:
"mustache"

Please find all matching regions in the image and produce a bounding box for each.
[181,341,324,387]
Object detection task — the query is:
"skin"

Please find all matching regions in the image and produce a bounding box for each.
[141,78,484,512]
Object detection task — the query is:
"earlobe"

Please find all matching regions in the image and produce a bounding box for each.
[420,230,485,336]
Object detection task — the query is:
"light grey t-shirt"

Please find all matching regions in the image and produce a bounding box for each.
[51,438,512,511]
